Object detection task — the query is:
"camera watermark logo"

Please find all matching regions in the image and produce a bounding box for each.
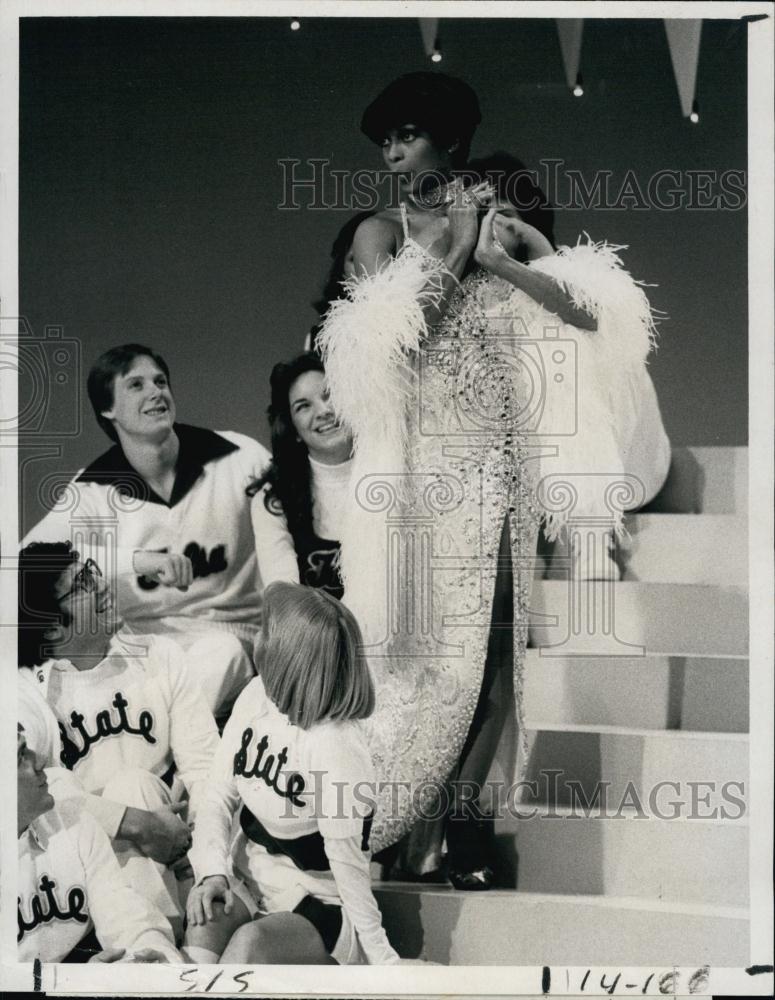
[530,473,648,657]
[12,470,152,660]
[419,325,577,438]
[352,471,472,657]
[0,317,81,438]
[349,465,651,659]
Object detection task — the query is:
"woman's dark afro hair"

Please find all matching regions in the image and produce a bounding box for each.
[361,72,481,166]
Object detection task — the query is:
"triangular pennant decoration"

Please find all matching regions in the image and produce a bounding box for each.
[665,19,703,117]
[419,18,439,58]
[556,19,584,89]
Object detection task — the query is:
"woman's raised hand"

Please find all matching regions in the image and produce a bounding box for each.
[446,179,494,256]
[185,874,234,926]
[477,207,555,267]
[474,207,510,272]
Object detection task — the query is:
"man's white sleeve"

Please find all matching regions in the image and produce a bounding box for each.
[163,640,220,823]
[243,436,272,480]
[47,768,127,840]
[22,479,138,579]
[76,811,180,961]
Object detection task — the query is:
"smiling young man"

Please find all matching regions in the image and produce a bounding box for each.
[17,725,181,964]
[18,540,220,936]
[23,343,271,717]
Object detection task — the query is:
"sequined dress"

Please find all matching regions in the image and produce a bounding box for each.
[318,204,549,857]
[368,268,546,855]
[318,211,658,857]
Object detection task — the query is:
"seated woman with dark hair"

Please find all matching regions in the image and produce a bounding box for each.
[248,352,352,600]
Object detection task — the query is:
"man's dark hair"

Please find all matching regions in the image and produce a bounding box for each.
[87,344,171,442]
[18,542,79,667]
[361,72,481,169]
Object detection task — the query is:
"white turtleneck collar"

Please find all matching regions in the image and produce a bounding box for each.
[309,454,353,481]
[308,455,353,539]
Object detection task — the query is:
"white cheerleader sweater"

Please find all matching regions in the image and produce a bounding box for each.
[23,425,270,637]
[18,799,180,962]
[190,677,398,965]
[19,670,127,838]
[32,635,219,822]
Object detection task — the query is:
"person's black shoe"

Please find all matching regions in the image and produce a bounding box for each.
[448,864,494,891]
[445,811,496,891]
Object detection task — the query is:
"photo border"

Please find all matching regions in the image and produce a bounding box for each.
[1,1,772,995]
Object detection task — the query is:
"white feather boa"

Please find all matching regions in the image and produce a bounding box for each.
[523,238,658,538]
[316,246,450,640]
[317,238,658,636]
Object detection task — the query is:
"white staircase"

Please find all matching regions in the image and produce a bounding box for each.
[374,884,749,965]
[376,446,751,964]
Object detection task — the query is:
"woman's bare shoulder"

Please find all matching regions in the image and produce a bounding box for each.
[351,211,402,255]
[354,209,402,235]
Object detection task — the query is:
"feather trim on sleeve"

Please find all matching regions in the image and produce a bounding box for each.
[316,247,451,641]
[495,238,659,539]
[530,237,658,371]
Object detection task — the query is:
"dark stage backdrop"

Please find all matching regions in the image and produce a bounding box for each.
[19,16,748,534]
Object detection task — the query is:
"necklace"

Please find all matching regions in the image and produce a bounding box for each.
[406,175,455,212]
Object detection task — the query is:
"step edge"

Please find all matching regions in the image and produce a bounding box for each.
[502,805,750,827]
[525,649,750,662]
[628,513,746,522]
[523,722,750,741]
[534,580,749,596]
[374,884,750,920]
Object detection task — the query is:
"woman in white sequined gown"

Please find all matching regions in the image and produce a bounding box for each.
[317,73,668,878]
